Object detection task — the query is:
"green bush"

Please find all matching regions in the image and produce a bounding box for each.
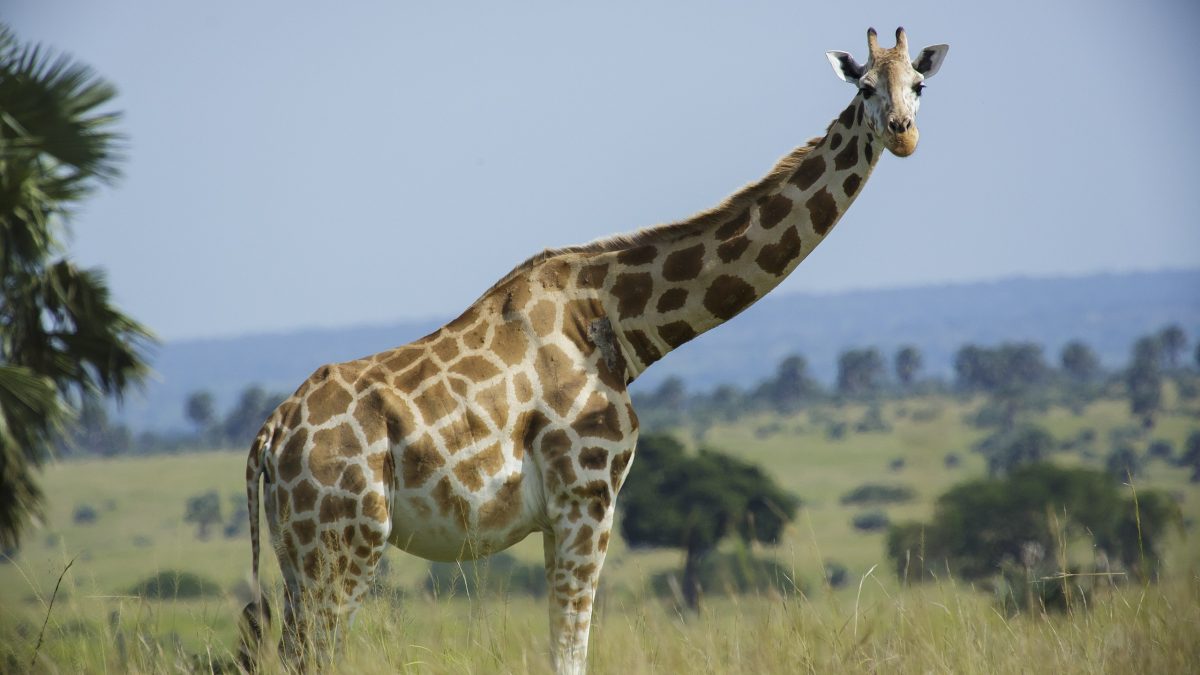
[840,483,915,506]
[129,570,223,599]
[852,510,890,532]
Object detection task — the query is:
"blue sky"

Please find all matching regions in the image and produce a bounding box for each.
[8,0,1199,340]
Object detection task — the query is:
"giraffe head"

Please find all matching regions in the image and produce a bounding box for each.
[826,27,948,157]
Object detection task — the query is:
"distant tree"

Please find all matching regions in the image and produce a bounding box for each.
[755,354,819,413]
[1126,336,1163,428]
[185,391,216,436]
[976,425,1055,477]
[0,26,153,547]
[955,343,1050,428]
[887,464,1178,583]
[837,348,886,398]
[221,385,286,447]
[1157,324,1186,369]
[1195,342,1200,370]
[1105,446,1141,480]
[1060,340,1101,384]
[649,376,686,414]
[1178,431,1200,482]
[619,433,800,610]
[894,346,922,389]
[184,490,222,540]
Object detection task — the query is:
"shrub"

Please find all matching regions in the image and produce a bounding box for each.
[852,511,890,532]
[129,570,222,599]
[72,504,98,525]
[888,457,906,472]
[944,452,962,469]
[854,405,891,433]
[840,483,915,506]
[824,560,849,589]
[1146,440,1174,463]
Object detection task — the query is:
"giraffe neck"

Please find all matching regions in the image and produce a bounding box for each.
[601,97,881,380]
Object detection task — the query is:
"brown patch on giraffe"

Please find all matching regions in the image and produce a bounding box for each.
[838,102,856,128]
[658,321,697,348]
[834,136,859,171]
[561,298,605,355]
[571,393,623,442]
[460,320,490,351]
[517,409,552,457]
[367,450,395,487]
[830,132,843,151]
[277,428,309,483]
[401,433,445,488]
[474,380,510,431]
[381,346,424,374]
[432,476,471,530]
[479,472,525,529]
[656,288,688,313]
[486,322,526,368]
[571,525,595,555]
[790,154,826,191]
[598,531,610,552]
[306,378,354,427]
[573,562,597,583]
[319,494,359,523]
[449,354,502,382]
[757,195,793,230]
[274,486,291,517]
[309,434,350,486]
[755,225,803,276]
[353,364,390,394]
[362,491,388,523]
[717,236,750,263]
[624,329,662,368]
[703,274,757,321]
[575,263,609,289]
[579,446,609,470]
[610,449,633,491]
[541,429,577,489]
[843,173,862,197]
[528,299,558,338]
[574,480,612,521]
[353,388,411,447]
[662,244,706,282]
[535,258,572,289]
[513,372,535,403]
[431,336,460,363]
[856,101,865,126]
[806,188,839,236]
[445,305,480,332]
[312,422,360,461]
[393,357,438,393]
[714,208,750,240]
[453,443,506,491]
[294,519,316,546]
[292,479,319,513]
[610,272,654,319]
[535,344,587,417]
[413,379,454,426]
[499,275,533,316]
[304,548,322,580]
[864,140,875,163]
[338,464,367,493]
[616,245,657,266]
[567,502,582,523]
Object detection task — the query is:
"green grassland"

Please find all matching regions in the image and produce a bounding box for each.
[2,391,1198,673]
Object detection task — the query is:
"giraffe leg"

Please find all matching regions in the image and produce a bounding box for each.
[271,483,392,669]
[544,516,613,675]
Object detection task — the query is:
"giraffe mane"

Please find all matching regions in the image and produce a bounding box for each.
[478,133,825,300]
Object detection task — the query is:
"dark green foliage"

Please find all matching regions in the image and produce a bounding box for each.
[840,483,915,506]
[1177,431,1200,482]
[424,553,547,598]
[1126,336,1163,427]
[649,550,803,602]
[221,386,287,447]
[1145,440,1174,463]
[888,457,906,472]
[825,421,847,440]
[955,343,1049,429]
[837,348,886,398]
[754,354,820,413]
[886,464,1179,583]
[72,504,97,525]
[223,492,248,538]
[1157,324,1187,369]
[894,345,922,388]
[620,433,799,609]
[1105,446,1141,479]
[0,26,152,547]
[852,511,890,532]
[854,404,891,433]
[185,391,216,435]
[823,560,849,589]
[1060,340,1101,383]
[944,452,961,468]
[129,570,222,599]
[184,490,222,540]
[975,425,1055,477]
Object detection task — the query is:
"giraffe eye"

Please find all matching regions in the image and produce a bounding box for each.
[860,84,876,99]
[914,83,926,96]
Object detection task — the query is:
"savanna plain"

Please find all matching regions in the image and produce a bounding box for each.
[2,392,1198,674]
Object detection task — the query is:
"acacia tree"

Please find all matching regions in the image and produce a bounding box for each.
[619,434,799,610]
[0,26,152,547]
[894,345,922,389]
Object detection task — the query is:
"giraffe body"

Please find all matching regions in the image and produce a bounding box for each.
[242,27,947,675]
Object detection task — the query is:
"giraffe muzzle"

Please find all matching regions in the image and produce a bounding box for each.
[885,126,919,157]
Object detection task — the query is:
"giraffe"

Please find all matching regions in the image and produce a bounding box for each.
[239,26,948,674]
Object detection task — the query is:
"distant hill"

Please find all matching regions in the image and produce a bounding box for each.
[116,269,1200,431]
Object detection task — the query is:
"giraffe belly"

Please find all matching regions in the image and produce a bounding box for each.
[385,457,545,562]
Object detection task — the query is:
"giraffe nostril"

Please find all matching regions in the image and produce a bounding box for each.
[888,118,912,133]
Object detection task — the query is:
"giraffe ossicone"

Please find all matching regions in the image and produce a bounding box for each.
[239,26,948,675]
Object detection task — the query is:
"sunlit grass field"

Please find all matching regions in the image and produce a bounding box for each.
[2,393,1197,673]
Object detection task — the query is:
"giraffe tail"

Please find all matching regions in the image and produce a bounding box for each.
[238,425,274,672]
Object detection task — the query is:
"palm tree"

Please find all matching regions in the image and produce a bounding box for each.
[0,25,153,547]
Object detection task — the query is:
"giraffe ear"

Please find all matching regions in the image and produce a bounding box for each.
[913,44,949,78]
[826,51,864,83]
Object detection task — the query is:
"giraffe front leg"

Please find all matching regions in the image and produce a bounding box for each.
[544,516,612,675]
